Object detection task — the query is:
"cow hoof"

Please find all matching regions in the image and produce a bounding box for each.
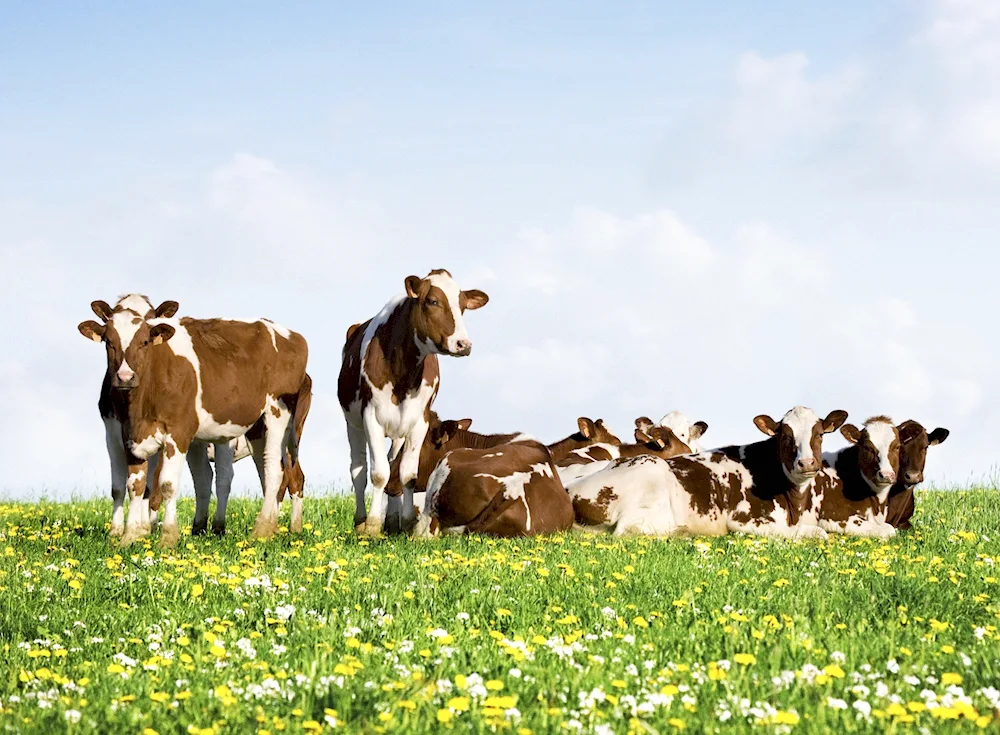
[159,525,180,548]
[191,522,208,537]
[358,517,384,537]
[290,518,303,534]
[251,515,278,540]
[212,522,226,537]
[118,528,144,548]
[110,524,124,538]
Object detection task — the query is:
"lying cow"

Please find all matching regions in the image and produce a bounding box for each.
[338,269,488,536]
[79,303,310,546]
[884,420,949,531]
[814,416,905,538]
[656,411,709,454]
[569,406,846,538]
[556,412,705,485]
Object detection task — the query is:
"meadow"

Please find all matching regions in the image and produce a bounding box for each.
[0,491,997,734]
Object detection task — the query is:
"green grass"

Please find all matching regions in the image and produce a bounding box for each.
[0,491,998,734]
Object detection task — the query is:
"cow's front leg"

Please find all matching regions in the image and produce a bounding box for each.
[359,409,389,536]
[346,424,369,531]
[120,459,150,547]
[399,422,428,534]
[157,436,187,548]
[187,442,214,536]
[251,399,293,539]
[104,418,128,537]
[142,451,162,534]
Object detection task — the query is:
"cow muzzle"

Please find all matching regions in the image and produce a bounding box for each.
[903,471,923,486]
[114,370,137,389]
[451,339,472,357]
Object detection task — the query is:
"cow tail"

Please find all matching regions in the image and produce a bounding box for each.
[278,372,312,502]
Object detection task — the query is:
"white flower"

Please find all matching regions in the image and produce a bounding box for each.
[456,612,470,621]
[830,651,846,663]
[827,697,848,710]
[509,668,522,679]
[887,659,900,674]
[853,700,871,718]
[271,644,287,656]
[274,604,295,621]
[64,710,82,723]
[904,675,921,686]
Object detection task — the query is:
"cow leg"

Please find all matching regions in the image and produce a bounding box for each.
[142,451,161,533]
[347,424,369,531]
[187,442,214,536]
[156,436,187,548]
[399,422,429,534]
[104,418,128,537]
[212,441,236,536]
[383,438,406,534]
[360,409,389,536]
[120,459,150,547]
[251,400,293,539]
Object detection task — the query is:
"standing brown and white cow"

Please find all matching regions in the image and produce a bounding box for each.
[568,406,846,538]
[884,420,949,530]
[79,306,310,546]
[337,270,488,536]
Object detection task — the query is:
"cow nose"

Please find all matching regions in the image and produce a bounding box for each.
[455,339,472,356]
[905,471,922,485]
[796,457,817,472]
[877,470,896,485]
[116,368,135,384]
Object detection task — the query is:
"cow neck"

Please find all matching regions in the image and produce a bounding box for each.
[380,299,426,383]
[124,343,172,434]
[617,442,657,458]
[547,433,590,463]
[99,371,130,421]
[731,437,812,522]
[833,445,885,511]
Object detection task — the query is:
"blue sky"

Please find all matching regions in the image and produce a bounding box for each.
[2,1,997,497]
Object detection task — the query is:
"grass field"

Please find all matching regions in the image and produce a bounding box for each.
[1,491,998,734]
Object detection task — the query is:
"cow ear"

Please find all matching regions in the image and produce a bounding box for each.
[456,419,473,431]
[154,301,179,318]
[91,300,113,322]
[150,324,175,346]
[822,410,849,433]
[405,275,423,299]
[577,417,596,438]
[650,426,677,449]
[635,416,654,431]
[840,424,861,444]
[635,429,654,446]
[690,421,708,440]
[79,320,106,343]
[897,420,924,444]
[928,428,950,446]
[462,289,489,310]
[754,415,778,436]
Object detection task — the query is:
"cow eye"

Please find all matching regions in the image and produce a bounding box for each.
[427,298,439,307]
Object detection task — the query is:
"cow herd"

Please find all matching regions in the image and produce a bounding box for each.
[79,270,949,548]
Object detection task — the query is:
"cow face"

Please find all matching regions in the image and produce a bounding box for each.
[79,299,178,389]
[896,420,950,487]
[841,417,901,492]
[754,405,848,483]
[657,410,708,452]
[405,269,489,357]
[576,417,621,445]
[634,426,692,459]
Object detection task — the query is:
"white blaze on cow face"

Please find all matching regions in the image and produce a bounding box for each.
[657,411,708,453]
[427,272,469,356]
[841,418,900,497]
[110,310,144,385]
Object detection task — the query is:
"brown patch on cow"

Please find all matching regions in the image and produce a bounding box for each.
[573,486,617,525]
[548,418,622,465]
[623,426,692,460]
[270,405,281,418]
[718,440,802,524]
[586,446,615,462]
[820,445,888,523]
[163,442,176,459]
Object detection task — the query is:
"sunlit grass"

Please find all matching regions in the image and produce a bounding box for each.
[0,490,997,733]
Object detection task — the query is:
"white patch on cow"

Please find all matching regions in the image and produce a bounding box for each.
[509,433,535,443]
[130,430,164,460]
[109,310,143,382]
[150,318,255,442]
[781,406,820,470]
[115,294,154,314]
[367,379,437,441]
[864,419,898,496]
[426,271,469,354]
[734,499,752,516]
[425,456,451,517]
[473,462,550,533]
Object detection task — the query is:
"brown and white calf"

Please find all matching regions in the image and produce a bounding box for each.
[569,406,846,538]
[813,416,906,538]
[655,411,709,454]
[80,306,309,546]
[337,270,488,536]
[556,414,703,485]
[387,418,571,538]
[884,421,949,530]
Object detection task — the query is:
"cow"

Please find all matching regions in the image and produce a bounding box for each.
[556,415,702,485]
[568,406,847,538]
[813,416,904,538]
[337,269,489,536]
[656,411,709,454]
[79,304,309,547]
[884,420,949,531]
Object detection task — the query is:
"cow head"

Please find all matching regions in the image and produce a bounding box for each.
[657,410,708,453]
[840,416,901,494]
[78,296,178,389]
[754,405,848,484]
[633,425,693,459]
[896,420,949,487]
[405,269,489,357]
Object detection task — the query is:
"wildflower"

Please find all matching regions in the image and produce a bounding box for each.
[734,653,756,666]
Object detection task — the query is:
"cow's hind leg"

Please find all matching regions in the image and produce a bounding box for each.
[120,459,150,547]
[251,398,293,540]
[360,408,390,536]
[187,442,214,536]
[104,418,127,537]
[212,441,236,536]
[141,452,161,534]
[157,436,187,548]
